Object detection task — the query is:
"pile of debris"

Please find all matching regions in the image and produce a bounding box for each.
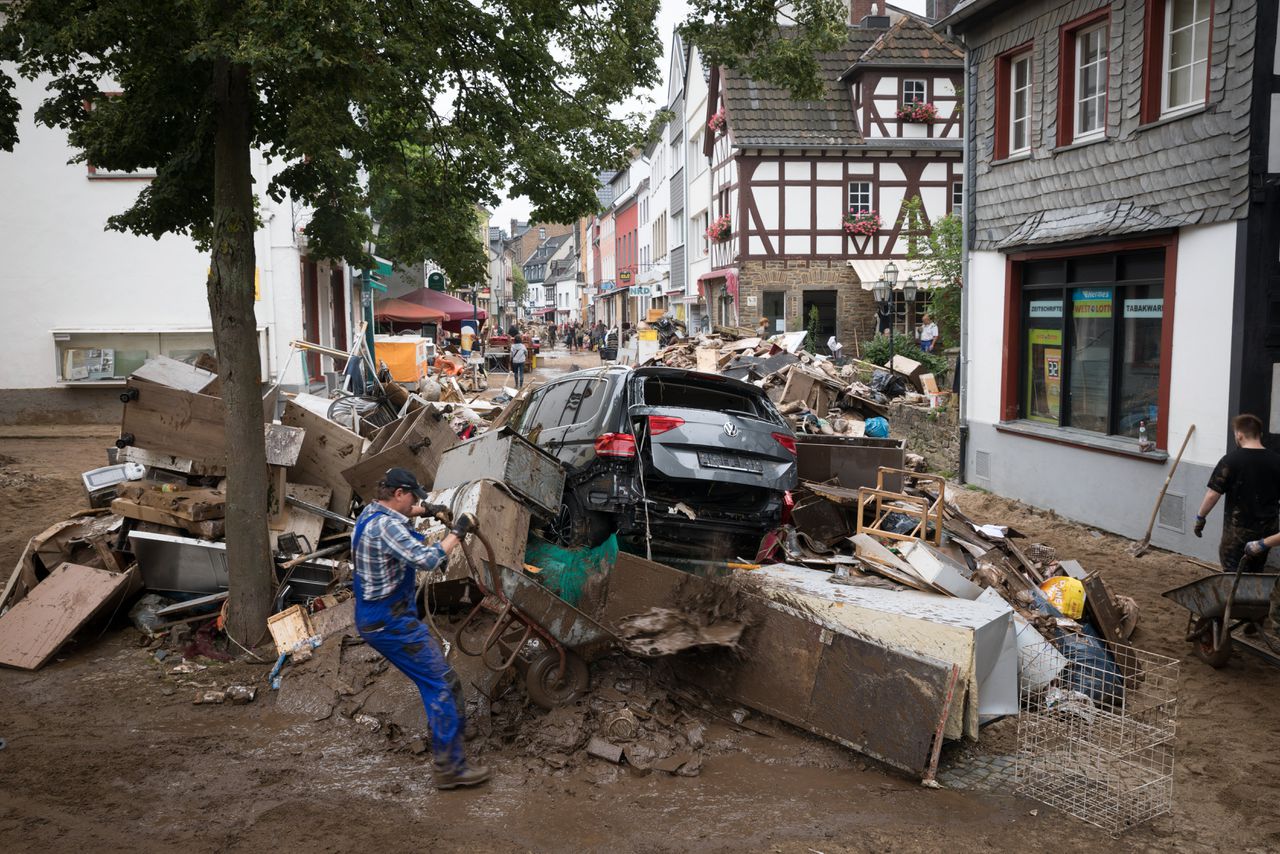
[643,329,948,437]
[0,331,1163,826]
[0,340,504,679]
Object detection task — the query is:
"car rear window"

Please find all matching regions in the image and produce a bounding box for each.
[641,376,767,418]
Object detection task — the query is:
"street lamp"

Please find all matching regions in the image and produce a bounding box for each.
[872,262,914,368]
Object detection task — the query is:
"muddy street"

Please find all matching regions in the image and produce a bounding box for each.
[2,432,1278,852]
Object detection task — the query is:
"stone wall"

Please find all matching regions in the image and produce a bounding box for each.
[737,259,879,354]
[888,398,960,475]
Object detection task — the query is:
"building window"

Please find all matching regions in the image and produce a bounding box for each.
[1057,13,1110,146]
[902,79,927,104]
[1016,249,1167,441]
[951,180,963,216]
[1162,0,1211,113]
[848,182,872,213]
[698,211,710,256]
[1009,53,1032,155]
[1074,23,1109,139]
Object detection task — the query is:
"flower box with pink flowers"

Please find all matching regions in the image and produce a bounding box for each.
[705,213,731,242]
[896,102,938,123]
[842,209,881,237]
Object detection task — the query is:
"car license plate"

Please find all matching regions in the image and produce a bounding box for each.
[697,452,762,474]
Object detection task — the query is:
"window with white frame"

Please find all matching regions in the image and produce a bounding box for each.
[1163,0,1211,114]
[903,79,927,104]
[1074,23,1108,139]
[1009,52,1032,155]
[848,182,872,213]
[698,211,709,256]
[952,180,963,216]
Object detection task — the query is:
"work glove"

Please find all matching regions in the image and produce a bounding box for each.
[418,502,451,523]
[1244,539,1270,559]
[451,512,477,539]
[1193,515,1206,538]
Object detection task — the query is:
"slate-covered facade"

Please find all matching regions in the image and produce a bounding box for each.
[941,0,1280,560]
[702,13,965,349]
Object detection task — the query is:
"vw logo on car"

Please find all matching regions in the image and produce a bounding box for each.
[723,421,738,437]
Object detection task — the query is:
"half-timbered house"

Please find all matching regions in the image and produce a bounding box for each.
[698,11,964,349]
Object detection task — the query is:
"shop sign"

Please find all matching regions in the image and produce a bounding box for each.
[1124,298,1163,318]
[1072,288,1112,318]
[1029,300,1062,318]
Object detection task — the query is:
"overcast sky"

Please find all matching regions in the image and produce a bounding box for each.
[489,0,928,232]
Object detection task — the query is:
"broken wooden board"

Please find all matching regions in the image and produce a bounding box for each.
[920,372,941,395]
[280,400,364,514]
[849,533,940,593]
[115,445,224,476]
[110,497,226,538]
[270,483,334,551]
[342,406,457,501]
[1,512,122,613]
[0,563,136,670]
[115,482,226,521]
[264,424,306,468]
[694,348,719,373]
[599,554,957,779]
[130,355,220,395]
[119,381,227,465]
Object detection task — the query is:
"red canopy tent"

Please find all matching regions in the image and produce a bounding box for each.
[373,297,447,323]
[397,287,487,329]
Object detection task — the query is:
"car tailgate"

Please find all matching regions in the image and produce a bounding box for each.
[636,406,797,489]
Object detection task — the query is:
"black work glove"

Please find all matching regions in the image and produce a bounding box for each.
[419,502,451,523]
[1193,515,1206,538]
[1244,539,1270,559]
[451,512,477,539]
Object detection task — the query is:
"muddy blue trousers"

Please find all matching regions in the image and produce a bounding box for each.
[353,515,464,769]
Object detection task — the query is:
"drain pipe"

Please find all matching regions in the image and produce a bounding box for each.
[956,27,974,485]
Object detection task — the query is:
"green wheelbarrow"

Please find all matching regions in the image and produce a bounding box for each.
[1163,570,1280,668]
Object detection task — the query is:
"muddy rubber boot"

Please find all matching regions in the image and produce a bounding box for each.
[433,761,492,790]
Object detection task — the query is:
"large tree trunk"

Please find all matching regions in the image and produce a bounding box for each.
[208,59,272,647]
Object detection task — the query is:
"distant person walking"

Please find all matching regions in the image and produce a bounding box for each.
[1195,413,1280,573]
[548,325,557,349]
[510,337,528,388]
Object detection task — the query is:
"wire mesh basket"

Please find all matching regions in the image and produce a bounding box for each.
[1016,639,1179,836]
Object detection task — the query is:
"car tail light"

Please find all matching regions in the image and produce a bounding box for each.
[594,433,637,458]
[772,432,798,455]
[648,415,685,435]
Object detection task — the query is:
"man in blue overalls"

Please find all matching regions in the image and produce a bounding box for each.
[352,467,489,789]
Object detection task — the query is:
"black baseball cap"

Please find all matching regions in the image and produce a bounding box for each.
[382,467,429,500]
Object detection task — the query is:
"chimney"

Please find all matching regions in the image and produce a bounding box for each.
[927,0,963,20]
[852,1,891,28]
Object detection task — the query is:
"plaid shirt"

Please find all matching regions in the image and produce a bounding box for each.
[352,503,447,601]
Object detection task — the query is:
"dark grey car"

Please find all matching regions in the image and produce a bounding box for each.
[497,365,798,558]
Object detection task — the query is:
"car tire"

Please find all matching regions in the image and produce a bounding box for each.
[548,491,614,549]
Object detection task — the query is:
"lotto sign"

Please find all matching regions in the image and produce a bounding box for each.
[1072,288,1112,318]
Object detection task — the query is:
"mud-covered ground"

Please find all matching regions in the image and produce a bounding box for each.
[2,429,1279,853]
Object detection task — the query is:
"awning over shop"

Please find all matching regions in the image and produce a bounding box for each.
[846,259,943,291]
[398,287,488,321]
[533,307,556,316]
[373,297,446,323]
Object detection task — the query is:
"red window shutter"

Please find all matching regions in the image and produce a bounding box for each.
[993,57,1010,161]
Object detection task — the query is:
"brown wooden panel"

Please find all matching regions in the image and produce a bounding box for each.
[0,563,134,670]
[120,381,227,465]
[280,401,363,514]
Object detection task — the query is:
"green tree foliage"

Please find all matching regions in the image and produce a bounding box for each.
[511,265,528,304]
[805,304,820,353]
[682,0,847,100]
[900,195,962,348]
[861,334,949,380]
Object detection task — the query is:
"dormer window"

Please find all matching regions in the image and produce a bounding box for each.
[902,79,927,105]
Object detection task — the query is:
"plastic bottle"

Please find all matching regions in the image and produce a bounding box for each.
[1138,421,1153,452]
